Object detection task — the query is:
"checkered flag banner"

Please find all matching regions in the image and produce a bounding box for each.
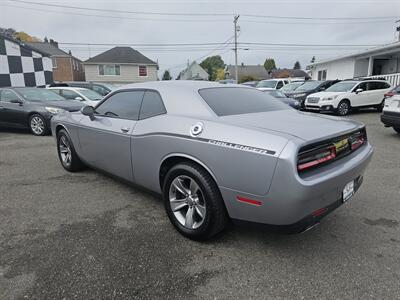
[0,36,53,87]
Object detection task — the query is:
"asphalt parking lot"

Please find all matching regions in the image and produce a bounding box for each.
[0,111,399,299]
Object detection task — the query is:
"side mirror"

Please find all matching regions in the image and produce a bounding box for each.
[10,99,23,105]
[355,88,363,94]
[319,87,326,91]
[81,106,95,120]
[75,96,83,101]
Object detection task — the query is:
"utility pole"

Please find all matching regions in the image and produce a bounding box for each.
[234,14,240,83]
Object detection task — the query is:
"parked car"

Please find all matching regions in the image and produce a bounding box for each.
[47,87,103,106]
[384,84,400,99]
[51,81,372,240]
[286,80,340,108]
[49,81,116,96]
[304,79,391,116]
[240,81,258,87]
[256,79,289,91]
[0,87,83,136]
[280,81,304,95]
[381,94,400,134]
[264,90,300,109]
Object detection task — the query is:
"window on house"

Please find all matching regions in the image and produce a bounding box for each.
[317,70,327,80]
[139,66,147,77]
[52,58,57,69]
[99,65,121,76]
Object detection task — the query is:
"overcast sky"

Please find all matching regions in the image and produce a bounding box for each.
[1,0,399,78]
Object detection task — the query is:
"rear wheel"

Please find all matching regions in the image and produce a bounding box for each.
[336,100,351,116]
[394,127,400,134]
[57,129,85,172]
[29,114,48,136]
[163,162,228,240]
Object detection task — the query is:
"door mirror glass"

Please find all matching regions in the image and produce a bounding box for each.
[356,88,363,94]
[75,96,83,101]
[81,106,95,120]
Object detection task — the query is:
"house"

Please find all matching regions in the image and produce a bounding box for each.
[27,39,85,82]
[83,47,158,84]
[0,33,53,87]
[225,65,310,82]
[177,61,209,80]
[308,41,400,86]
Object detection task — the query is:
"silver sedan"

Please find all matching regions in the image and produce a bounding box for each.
[51,81,373,240]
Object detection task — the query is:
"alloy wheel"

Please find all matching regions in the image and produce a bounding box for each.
[169,175,206,230]
[30,116,45,135]
[338,102,349,115]
[59,136,72,167]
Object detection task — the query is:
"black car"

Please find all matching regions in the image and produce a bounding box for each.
[285,80,340,109]
[49,82,116,96]
[264,90,300,109]
[0,87,83,136]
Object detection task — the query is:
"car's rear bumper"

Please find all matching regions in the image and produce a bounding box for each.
[381,111,400,128]
[220,142,373,230]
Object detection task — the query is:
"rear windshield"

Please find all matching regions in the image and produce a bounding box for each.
[199,87,288,116]
[295,81,323,91]
[256,80,277,88]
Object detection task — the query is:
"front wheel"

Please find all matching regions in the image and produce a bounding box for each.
[29,114,48,136]
[336,100,351,116]
[163,163,228,240]
[57,129,85,172]
[394,127,400,134]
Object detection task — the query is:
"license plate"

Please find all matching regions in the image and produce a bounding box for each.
[343,180,355,202]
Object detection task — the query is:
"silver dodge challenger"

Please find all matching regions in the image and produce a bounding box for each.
[51,81,373,240]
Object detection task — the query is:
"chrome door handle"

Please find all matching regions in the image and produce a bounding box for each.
[120,127,130,133]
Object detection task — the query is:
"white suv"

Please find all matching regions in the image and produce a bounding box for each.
[381,93,400,134]
[256,79,289,91]
[304,79,391,115]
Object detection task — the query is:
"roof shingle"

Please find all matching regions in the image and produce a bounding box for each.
[84,47,157,65]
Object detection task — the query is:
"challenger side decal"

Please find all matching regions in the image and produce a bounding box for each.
[208,139,276,156]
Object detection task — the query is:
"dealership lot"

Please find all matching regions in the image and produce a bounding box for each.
[0,111,399,299]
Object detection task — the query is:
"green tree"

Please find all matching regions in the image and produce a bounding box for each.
[293,61,301,69]
[239,75,258,83]
[263,58,276,72]
[200,55,225,81]
[162,70,172,80]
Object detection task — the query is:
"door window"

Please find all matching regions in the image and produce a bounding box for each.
[355,82,367,91]
[95,90,144,120]
[0,90,20,102]
[139,91,166,119]
[276,81,284,89]
[61,90,81,100]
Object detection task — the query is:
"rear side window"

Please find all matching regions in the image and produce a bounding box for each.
[0,90,20,102]
[199,87,288,117]
[139,91,166,119]
[95,91,144,120]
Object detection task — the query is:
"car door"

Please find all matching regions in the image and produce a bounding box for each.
[77,90,144,182]
[350,82,369,107]
[368,81,389,105]
[0,89,27,127]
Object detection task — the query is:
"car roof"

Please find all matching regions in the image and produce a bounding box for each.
[49,87,88,91]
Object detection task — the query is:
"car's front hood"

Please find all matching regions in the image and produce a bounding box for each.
[44,100,84,112]
[220,109,363,142]
[308,91,346,98]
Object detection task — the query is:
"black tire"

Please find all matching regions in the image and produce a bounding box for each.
[29,114,49,136]
[394,127,400,134]
[376,99,385,112]
[163,162,228,240]
[336,100,351,116]
[56,129,85,172]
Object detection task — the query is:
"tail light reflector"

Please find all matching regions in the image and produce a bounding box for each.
[384,92,394,98]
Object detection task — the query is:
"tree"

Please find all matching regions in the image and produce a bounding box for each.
[263,58,276,73]
[293,61,301,70]
[13,31,41,42]
[239,75,258,84]
[200,55,225,81]
[162,70,172,80]
[310,56,316,63]
[214,68,225,81]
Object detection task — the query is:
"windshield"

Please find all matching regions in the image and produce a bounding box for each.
[15,88,66,102]
[98,83,116,91]
[295,81,323,91]
[326,81,357,92]
[199,87,288,116]
[266,90,286,98]
[280,82,303,92]
[256,80,277,88]
[80,89,103,101]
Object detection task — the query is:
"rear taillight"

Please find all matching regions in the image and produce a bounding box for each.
[384,92,395,98]
[298,146,336,171]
